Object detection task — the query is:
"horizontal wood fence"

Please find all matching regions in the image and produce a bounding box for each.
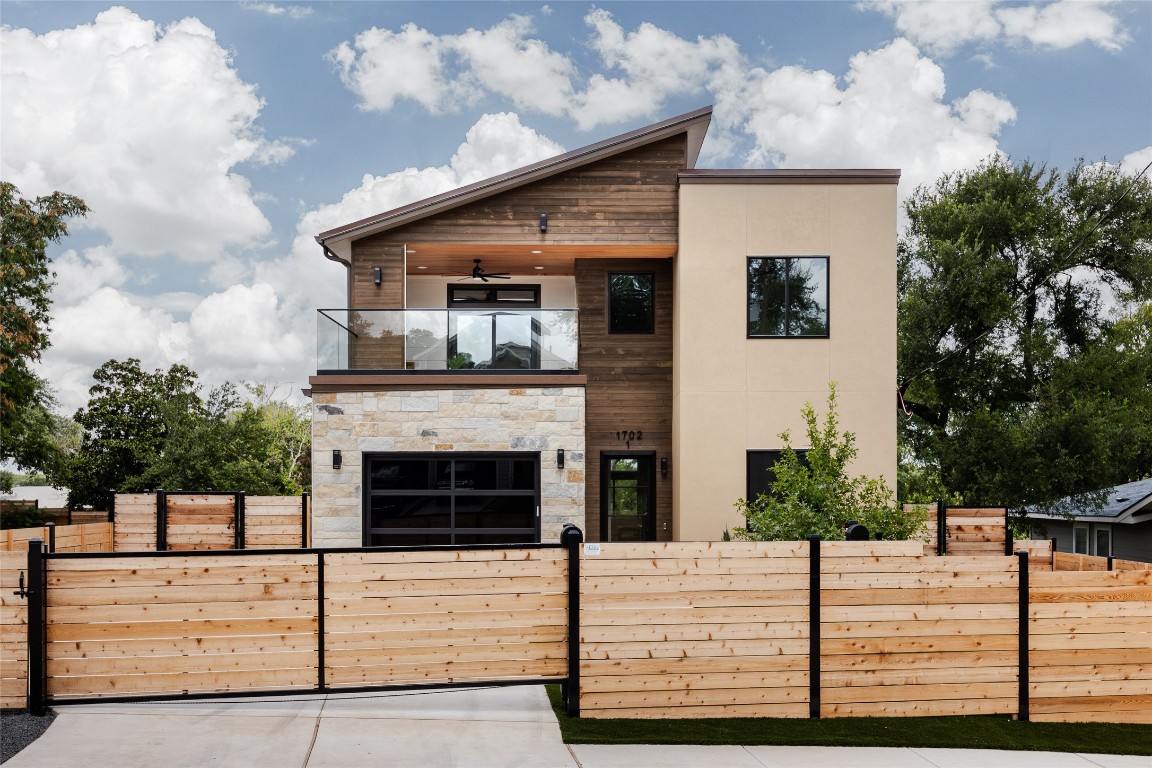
[2,523,115,708]
[112,493,309,552]
[911,505,1009,557]
[6,537,1149,724]
[580,541,812,719]
[1052,552,1150,572]
[19,539,575,710]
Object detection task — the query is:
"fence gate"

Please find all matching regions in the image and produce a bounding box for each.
[24,528,583,714]
[159,492,241,551]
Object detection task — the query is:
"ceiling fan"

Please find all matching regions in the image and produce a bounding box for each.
[457,259,511,282]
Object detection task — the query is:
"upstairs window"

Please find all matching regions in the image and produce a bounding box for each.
[748,257,829,337]
[609,273,655,334]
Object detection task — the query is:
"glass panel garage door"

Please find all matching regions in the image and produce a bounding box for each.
[364,453,540,546]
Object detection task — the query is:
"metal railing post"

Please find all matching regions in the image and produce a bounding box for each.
[560,524,583,717]
[808,534,821,718]
[45,522,55,554]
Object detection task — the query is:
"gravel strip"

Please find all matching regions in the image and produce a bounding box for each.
[1,709,56,764]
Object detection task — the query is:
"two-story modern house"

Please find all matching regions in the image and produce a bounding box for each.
[309,106,898,547]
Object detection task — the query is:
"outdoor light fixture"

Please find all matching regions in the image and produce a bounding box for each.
[539,213,548,233]
[557,448,565,469]
[333,450,342,470]
[373,266,382,285]
[660,457,669,477]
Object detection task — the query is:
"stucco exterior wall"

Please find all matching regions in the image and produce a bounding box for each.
[673,181,898,541]
[311,387,586,547]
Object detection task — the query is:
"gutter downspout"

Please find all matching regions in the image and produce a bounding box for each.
[316,235,352,312]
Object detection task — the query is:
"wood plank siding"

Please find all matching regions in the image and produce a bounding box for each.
[576,258,673,542]
[349,136,686,295]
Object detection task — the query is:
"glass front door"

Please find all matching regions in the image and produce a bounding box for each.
[601,454,656,542]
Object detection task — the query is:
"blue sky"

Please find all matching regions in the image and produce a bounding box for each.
[1,1,1149,418]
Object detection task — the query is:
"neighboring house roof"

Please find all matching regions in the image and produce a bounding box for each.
[1,485,69,509]
[1025,477,1152,525]
[315,105,713,248]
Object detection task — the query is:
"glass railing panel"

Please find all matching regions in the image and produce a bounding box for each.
[317,309,578,371]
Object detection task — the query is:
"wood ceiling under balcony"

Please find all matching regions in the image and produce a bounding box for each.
[402,243,677,277]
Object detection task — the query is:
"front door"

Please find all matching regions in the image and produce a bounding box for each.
[601,453,656,542]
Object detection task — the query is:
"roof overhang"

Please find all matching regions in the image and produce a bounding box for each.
[679,169,901,185]
[317,106,713,248]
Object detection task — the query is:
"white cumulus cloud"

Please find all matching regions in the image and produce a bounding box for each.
[865,0,1130,56]
[0,6,287,260]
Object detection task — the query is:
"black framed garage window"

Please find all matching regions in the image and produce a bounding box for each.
[363,453,540,546]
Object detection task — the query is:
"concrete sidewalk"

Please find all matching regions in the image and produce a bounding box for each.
[3,686,1145,768]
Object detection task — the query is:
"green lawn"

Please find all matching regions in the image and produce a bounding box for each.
[545,686,1152,755]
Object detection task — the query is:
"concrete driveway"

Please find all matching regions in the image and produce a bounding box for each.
[4,686,1145,768]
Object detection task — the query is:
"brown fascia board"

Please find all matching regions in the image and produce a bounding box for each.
[679,169,901,184]
[316,106,713,245]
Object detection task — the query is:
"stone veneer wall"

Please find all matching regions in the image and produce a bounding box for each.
[311,386,586,547]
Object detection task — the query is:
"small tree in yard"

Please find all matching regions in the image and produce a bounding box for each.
[731,384,928,542]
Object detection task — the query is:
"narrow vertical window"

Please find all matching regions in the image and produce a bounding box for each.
[748,257,829,337]
[608,273,655,334]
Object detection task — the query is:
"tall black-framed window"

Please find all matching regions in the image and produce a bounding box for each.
[363,453,540,546]
[748,256,829,337]
[608,273,655,334]
[747,449,809,501]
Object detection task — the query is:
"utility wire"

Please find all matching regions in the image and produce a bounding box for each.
[899,158,1152,392]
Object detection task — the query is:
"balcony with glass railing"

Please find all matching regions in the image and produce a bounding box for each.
[317,309,579,372]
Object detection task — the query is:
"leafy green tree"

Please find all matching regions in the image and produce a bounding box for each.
[733,384,928,541]
[0,182,87,471]
[64,359,201,508]
[898,157,1152,510]
[138,383,292,494]
[64,360,311,506]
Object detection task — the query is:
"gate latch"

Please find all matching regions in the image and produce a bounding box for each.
[13,570,31,599]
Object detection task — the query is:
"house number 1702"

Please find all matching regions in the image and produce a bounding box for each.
[614,430,642,441]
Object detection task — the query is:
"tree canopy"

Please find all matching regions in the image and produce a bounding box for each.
[63,359,311,508]
[0,182,88,471]
[898,156,1152,511]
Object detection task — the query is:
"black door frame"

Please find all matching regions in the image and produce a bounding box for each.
[599,451,657,542]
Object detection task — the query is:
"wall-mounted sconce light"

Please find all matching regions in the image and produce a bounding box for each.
[539,213,548,233]
[333,449,342,470]
[660,457,668,477]
[557,448,565,469]
[373,266,382,285]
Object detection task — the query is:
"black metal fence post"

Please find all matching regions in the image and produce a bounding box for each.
[235,492,246,550]
[1016,549,1030,721]
[560,524,583,717]
[301,492,309,548]
[45,523,55,554]
[26,539,47,716]
[936,500,947,556]
[108,489,117,526]
[156,491,168,552]
[1050,537,1057,571]
[1004,513,1014,556]
[317,551,326,691]
[808,534,821,719]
